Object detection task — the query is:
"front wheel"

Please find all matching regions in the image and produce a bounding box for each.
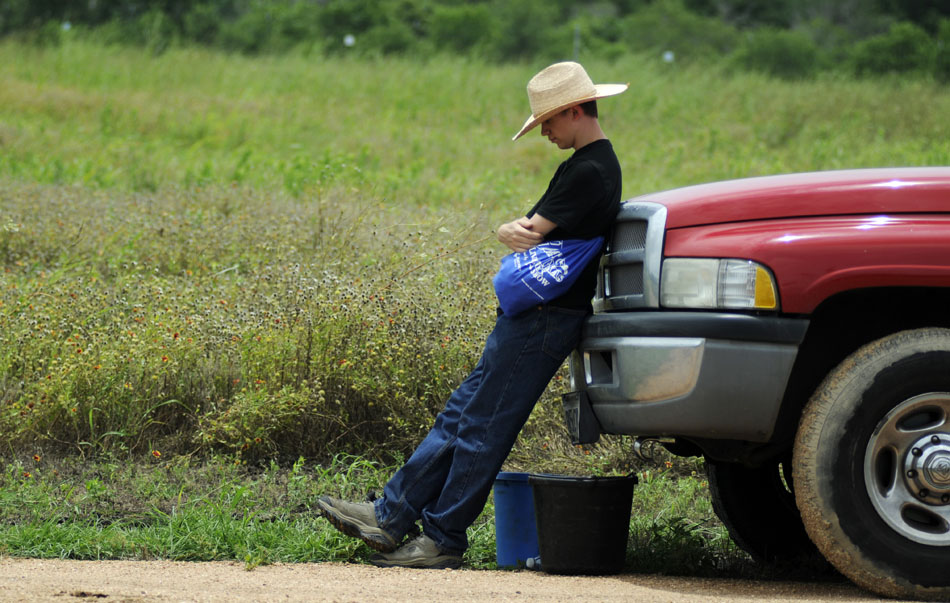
[794,328,950,601]
[707,458,819,564]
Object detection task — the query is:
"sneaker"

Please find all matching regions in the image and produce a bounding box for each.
[369,534,462,569]
[316,496,398,553]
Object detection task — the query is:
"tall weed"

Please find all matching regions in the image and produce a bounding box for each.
[2,42,950,461]
[0,183,498,460]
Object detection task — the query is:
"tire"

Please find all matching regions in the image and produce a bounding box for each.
[794,328,950,601]
[707,457,820,564]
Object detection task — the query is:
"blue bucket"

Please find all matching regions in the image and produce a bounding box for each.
[493,471,539,569]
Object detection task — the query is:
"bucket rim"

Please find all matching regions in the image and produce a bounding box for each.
[495,471,532,482]
[528,473,638,486]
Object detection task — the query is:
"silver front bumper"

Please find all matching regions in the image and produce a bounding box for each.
[565,312,808,443]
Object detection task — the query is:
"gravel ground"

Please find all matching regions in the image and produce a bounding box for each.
[0,559,891,602]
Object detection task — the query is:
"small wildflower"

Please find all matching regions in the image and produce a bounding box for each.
[151,450,161,458]
[22,472,31,478]
[161,355,169,362]
[33,454,41,462]
[664,461,673,469]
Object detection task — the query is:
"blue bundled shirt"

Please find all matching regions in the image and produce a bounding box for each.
[492,237,605,316]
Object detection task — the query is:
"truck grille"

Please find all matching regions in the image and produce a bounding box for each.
[613,220,648,250]
[593,201,666,312]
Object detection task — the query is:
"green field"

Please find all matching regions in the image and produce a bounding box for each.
[1,38,948,570]
[3,39,949,202]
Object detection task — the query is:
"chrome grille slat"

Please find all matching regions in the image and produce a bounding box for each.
[593,201,666,312]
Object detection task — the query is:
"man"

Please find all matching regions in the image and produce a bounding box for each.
[318,61,627,569]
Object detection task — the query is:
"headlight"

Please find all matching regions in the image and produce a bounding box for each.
[660,258,778,310]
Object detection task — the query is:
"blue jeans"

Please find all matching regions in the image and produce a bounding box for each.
[374,305,588,555]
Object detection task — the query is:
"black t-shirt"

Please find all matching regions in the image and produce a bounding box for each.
[526,139,622,310]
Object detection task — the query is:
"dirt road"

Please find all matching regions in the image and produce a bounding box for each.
[0,559,886,602]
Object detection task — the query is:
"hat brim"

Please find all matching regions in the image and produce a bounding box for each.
[512,83,629,141]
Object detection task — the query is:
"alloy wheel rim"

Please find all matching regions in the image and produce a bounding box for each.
[864,392,950,546]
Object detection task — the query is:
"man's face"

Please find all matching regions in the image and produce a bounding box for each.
[540,108,576,150]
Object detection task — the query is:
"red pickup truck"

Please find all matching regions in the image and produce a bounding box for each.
[562,167,950,600]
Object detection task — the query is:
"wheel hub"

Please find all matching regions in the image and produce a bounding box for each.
[864,392,950,546]
[905,435,950,504]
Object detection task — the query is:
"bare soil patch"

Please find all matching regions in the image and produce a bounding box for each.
[0,559,882,602]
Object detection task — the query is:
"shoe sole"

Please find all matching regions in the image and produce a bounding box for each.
[316,498,398,553]
[369,556,463,570]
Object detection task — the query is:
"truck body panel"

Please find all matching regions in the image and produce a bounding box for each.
[643,167,950,229]
[664,215,950,313]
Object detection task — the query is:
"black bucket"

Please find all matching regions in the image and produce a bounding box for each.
[528,474,637,575]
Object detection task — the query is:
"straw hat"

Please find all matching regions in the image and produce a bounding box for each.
[512,62,628,141]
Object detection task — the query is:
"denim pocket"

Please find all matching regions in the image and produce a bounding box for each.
[541,307,588,360]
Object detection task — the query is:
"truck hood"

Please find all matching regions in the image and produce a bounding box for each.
[634,167,950,230]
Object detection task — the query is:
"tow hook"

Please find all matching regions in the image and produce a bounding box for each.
[634,437,676,461]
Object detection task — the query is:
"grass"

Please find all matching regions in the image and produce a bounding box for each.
[1,38,948,574]
[2,452,758,576]
[2,39,949,204]
[2,39,950,461]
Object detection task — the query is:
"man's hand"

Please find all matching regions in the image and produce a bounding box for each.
[497,218,543,253]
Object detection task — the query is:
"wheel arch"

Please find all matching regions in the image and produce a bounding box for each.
[694,287,950,466]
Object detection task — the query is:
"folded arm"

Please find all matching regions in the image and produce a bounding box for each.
[496,214,558,253]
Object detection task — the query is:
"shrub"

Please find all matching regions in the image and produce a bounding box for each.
[485,0,571,62]
[13,21,64,47]
[182,3,221,46]
[619,0,739,62]
[731,27,823,79]
[218,5,276,54]
[136,8,177,56]
[936,18,950,82]
[850,21,937,76]
[361,20,419,56]
[217,1,320,54]
[429,4,495,56]
[85,9,177,55]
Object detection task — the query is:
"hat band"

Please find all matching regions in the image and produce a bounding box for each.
[529,83,598,117]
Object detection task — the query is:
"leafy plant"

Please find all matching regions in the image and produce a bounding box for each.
[731,28,824,80]
[850,21,937,76]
